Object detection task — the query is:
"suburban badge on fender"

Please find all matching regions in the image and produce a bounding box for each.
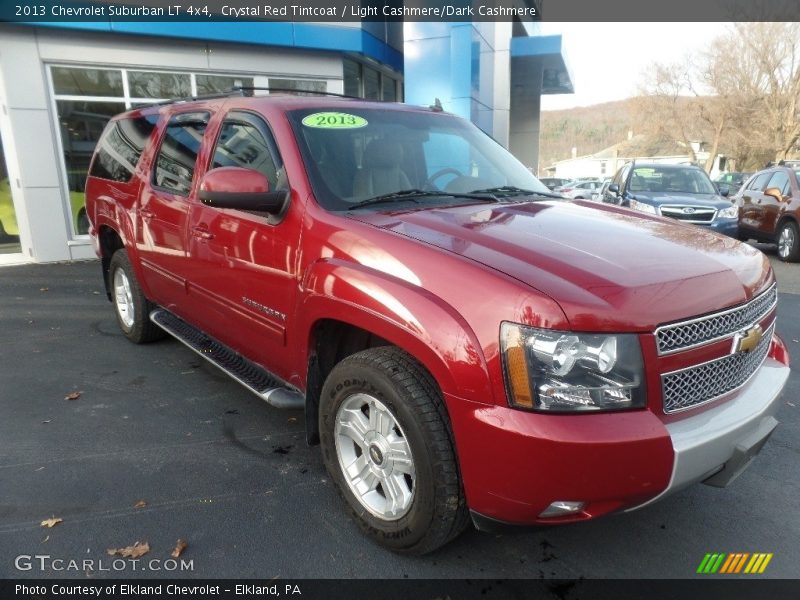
[733,324,764,354]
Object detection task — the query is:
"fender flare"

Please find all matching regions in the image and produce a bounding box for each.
[296,258,493,403]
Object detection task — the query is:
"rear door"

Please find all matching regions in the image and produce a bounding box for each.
[740,171,772,235]
[137,111,211,309]
[186,110,301,379]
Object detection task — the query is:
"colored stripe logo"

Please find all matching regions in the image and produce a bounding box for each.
[696,553,773,574]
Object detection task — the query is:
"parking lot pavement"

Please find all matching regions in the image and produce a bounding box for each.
[0,258,798,580]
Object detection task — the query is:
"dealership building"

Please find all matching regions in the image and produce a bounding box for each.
[0,15,572,264]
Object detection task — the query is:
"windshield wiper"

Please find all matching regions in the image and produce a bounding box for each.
[346,189,497,211]
[469,186,563,199]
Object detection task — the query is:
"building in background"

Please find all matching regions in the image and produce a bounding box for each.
[0,13,571,264]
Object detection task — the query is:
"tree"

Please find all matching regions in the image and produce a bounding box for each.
[718,23,800,163]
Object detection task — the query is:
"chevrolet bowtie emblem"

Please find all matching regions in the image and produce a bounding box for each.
[733,324,763,354]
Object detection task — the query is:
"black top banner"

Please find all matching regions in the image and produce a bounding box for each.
[2,0,800,23]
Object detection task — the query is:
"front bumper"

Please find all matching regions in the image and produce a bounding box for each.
[450,356,788,527]
[627,356,789,511]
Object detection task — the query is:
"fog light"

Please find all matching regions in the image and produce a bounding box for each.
[539,501,586,518]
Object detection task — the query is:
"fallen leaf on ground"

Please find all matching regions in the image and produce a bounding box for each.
[64,392,81,401]
[171,539,188,558]
[788,402,796,407]
[134,500,147,509]
[41,517,63,528]
[42,419,52,424]
[40,287,49,292]
[107,541,150,558]
[35,467,45,472]
[287,417,297,423]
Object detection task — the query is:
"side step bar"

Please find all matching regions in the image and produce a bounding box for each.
[150,309,304,410]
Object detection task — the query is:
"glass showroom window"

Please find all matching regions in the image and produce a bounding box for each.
[0,129,22,255]
[49,66,262,238]
[269,78,327,96]
[343,60,400,102]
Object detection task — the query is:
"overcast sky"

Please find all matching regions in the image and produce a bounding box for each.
[539,22,731,111]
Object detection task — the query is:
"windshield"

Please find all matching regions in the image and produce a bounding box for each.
[287,107,550,211]
[630,166,717,195]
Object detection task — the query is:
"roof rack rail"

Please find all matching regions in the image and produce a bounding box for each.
[143,86,383,109]
[231,86,364,100]
[148,89,244,107]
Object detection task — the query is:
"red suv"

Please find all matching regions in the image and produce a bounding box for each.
[86,94,790,554]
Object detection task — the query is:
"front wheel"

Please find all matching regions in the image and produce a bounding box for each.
[776,221,800,262]
[108,249,165,343]
[319,347,468,554]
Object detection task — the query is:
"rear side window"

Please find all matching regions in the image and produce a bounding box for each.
[767,171,791,196]
[153,112,210,195]
[90,115,158,183]
[749,171,772,192]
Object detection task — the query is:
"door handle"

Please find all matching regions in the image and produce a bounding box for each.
[139,208,154,220]
[191,226,214,240]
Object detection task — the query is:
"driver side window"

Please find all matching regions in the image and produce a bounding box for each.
[211,113,284,190]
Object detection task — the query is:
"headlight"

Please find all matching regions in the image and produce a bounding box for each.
[500,323,646,412]
[629,199,658,215]
[717,205,738,219]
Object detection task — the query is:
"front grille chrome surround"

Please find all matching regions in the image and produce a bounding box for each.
[659,205,717,224]
[661,321,775,414]
[655,284,777,355]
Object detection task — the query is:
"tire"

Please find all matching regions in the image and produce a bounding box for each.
[776,221,800,262]
[319,346,468,554]
[108,249,165,343]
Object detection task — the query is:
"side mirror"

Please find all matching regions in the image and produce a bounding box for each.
[718,184,730,197]
[608,183,620,195]
[199,166,288,213]
[764,187,785,202]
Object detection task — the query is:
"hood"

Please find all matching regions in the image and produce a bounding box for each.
[631,192,730,208]
[349,200,772,332]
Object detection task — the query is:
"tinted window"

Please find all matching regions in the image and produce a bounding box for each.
[90,115,158,183]
[212,115,283,189]
[749,171,772,191]
[767,171,791,196]
[153,112,209,195]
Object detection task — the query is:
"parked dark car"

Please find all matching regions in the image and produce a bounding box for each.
[736,166,800,261]
[603,163,738,237]
[538,177,568,191]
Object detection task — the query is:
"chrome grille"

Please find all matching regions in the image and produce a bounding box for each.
[660,205,717,223]
[659,205,717,223]
[655,284,777,354]
[661,322,774,413]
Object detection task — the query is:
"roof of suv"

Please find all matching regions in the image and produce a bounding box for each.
[120,94,440,120]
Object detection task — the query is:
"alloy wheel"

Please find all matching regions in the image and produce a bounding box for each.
[113,268,135,329]
[334,393,416,520]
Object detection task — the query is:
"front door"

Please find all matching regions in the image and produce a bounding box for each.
[186,110,302,381]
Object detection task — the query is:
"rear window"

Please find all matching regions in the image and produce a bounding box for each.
[90,115,158,183]
[153,112,210,195]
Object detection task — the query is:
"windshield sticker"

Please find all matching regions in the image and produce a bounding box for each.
[302,112,368,129]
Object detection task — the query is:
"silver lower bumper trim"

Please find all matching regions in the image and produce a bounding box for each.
[627,357,790,512]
